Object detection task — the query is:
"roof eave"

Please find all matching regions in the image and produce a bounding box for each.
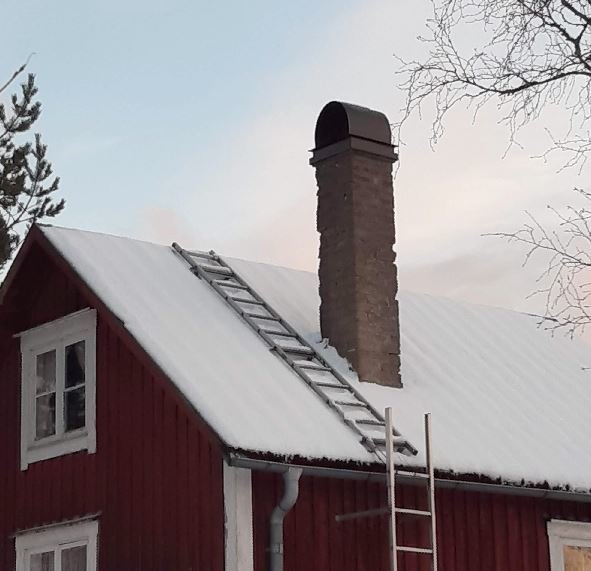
[227,451,591,502]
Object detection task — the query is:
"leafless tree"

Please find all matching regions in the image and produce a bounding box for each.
[397,0,591,335]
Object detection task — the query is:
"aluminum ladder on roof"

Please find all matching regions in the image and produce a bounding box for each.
[335,409,437,571]
[172,243,417,460]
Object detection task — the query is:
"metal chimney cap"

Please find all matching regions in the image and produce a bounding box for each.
[314,101,392,150]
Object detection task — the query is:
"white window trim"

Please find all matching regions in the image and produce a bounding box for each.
[548,519,591,570]
[20,308,97,471]
[15,519,98,571]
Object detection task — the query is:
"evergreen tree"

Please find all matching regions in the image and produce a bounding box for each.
[0,63,63,271]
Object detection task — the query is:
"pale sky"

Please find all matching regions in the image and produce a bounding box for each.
[3,0,588,316]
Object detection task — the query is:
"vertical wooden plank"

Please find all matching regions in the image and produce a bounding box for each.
[213,445,225,571]
[536,499,551,571]
[330,478,346,571]
[189,420,201,570]
[144,373,156,570]
[453,489,468,571]
[314,477,331,571]
[354,478,370,571]
[129,354,141,570]
[162,394,175,565]
[103,324,118,570]
[465,490,481,570]
[520,497,536,571]
[201,423,212,571]
[154,384,165,568]
[506,492,524,571]
[177,412,189,571]
[491,492,508,571]
[478,491,494,571]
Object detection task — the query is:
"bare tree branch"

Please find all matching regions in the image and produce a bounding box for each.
[398,0,591,335]
[488,190,591,335]
[397,0,591,153]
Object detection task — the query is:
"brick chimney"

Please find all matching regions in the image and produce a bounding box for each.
[310,101,401,388]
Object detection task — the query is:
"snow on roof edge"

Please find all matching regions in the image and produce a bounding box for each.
[32,225,591,494]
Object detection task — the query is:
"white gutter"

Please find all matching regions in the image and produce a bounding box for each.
[227,453,591,504]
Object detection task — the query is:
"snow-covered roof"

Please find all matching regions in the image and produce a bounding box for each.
[38,225,591,491]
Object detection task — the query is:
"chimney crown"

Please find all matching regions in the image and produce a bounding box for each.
[311,101,397,165]
[314,101,392,148]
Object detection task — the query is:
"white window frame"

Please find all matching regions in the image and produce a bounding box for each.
[548,519,591,570]
[19,309,97,470]
[15,519,98,571]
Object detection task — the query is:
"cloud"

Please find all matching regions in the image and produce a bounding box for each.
[136,206,196,247]
[399,243,545,312]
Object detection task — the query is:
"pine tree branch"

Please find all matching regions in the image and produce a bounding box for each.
[0,54,34,95]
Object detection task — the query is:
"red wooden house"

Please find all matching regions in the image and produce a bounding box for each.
[2,101,591,571]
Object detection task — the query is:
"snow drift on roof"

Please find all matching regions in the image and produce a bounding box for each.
[40,225,591,491]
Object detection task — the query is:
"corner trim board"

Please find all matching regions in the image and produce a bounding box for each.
[223,461,254,571]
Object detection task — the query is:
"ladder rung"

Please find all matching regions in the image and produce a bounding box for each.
[313,380,348,389]
[231,297,263,306]
[374,441,417,457]
[395,508,431,517]
[214,280,248,290]
[396,546,433,555]
[373,436,413,448]
[356,418,385,427]
[334,400,368,408]
[187,249,215,260]
[197,263,233,276]
[279,345,314,356]
[264,330,296,338]
[297,363,331,372]
[245,313,280,321]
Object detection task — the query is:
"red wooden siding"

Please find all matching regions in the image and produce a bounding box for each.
[0,240,225,570]
[5,231,591,571]
[252,471,591,571]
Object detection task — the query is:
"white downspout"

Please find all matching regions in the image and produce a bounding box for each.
[269,467,303,571]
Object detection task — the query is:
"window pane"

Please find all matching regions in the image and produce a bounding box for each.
[35,393,56,439]
[564,545,591,570]
[65,387,85,432]
[36,350,56,394]
[30,551,55,571]
[62,545,87,571]
[65,341,86,388]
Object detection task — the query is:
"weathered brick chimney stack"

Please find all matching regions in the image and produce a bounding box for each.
[310,101,401,388]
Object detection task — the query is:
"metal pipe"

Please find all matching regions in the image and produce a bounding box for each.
[269,467,303,571]
[425,413,438,571]
[385,407,398,571]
